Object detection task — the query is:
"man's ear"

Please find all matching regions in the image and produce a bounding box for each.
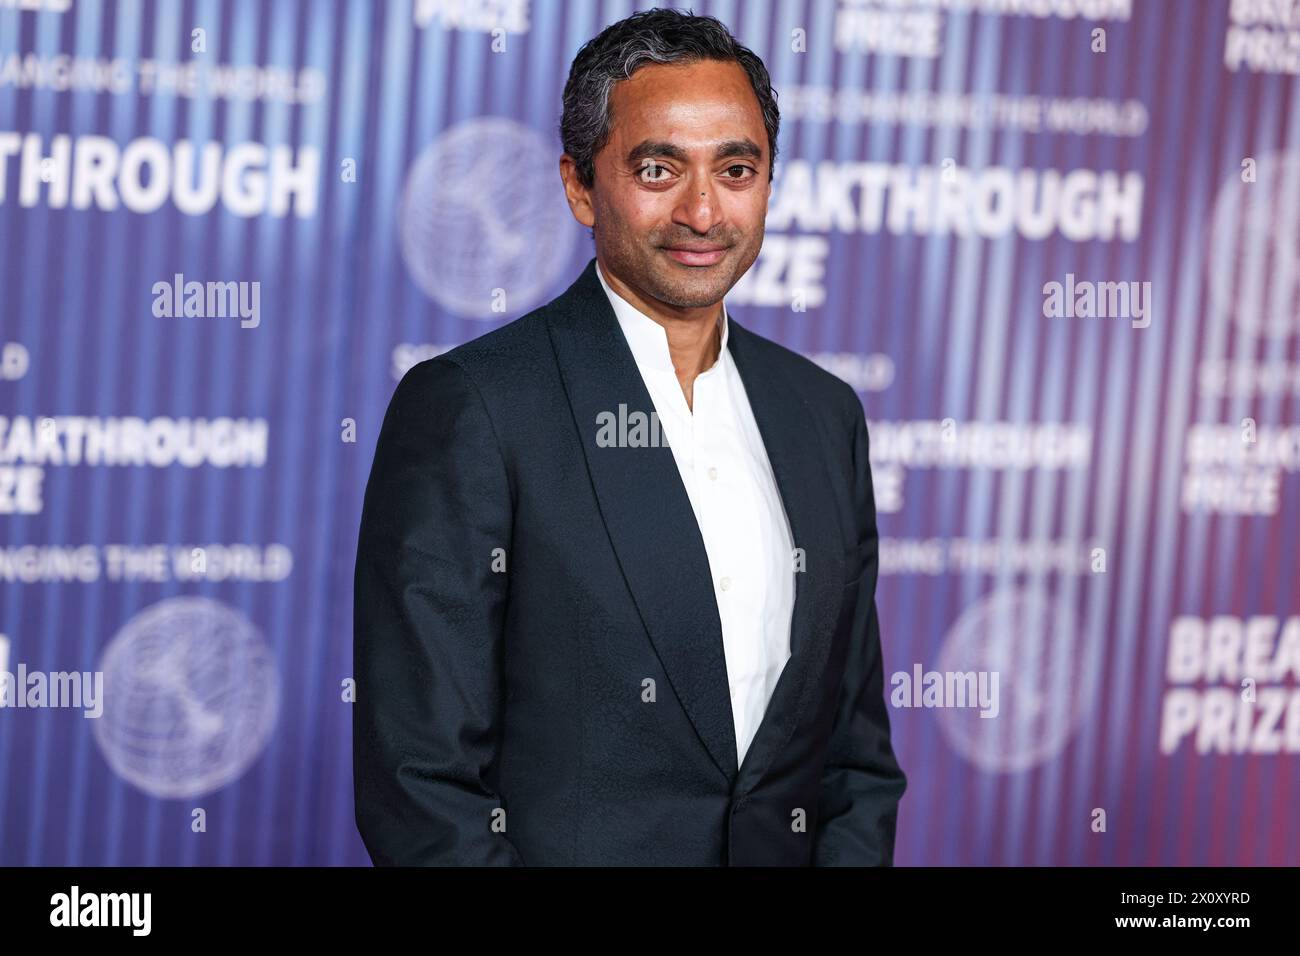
[559,155,596,229]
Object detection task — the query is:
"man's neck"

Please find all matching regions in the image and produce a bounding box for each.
[598,259,724,411]
[668,321,721,412]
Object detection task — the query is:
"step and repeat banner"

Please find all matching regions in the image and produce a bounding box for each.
[1,0,1297,866]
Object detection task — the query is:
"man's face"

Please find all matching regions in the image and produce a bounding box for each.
[563,58,772,312]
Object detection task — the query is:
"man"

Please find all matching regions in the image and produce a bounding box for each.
[353,8,906,866]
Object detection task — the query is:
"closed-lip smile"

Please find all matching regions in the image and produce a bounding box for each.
[662,244,728,265]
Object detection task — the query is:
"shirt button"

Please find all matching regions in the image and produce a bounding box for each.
[720,576,731,592]
[707,466,718,481]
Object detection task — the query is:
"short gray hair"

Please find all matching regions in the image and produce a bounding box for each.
[560,7,780,189]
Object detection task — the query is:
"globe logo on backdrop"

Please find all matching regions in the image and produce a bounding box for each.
[92,596,280,799]
[935,587,1096,773]
[399,117,578,319]
[1207,150,1300,339]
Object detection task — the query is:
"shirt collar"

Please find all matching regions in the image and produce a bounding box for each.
[596,259,729,378]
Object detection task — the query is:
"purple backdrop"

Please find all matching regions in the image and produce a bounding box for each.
[2,0,1298,865]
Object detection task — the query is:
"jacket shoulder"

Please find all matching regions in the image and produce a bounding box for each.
[440,305,555,376]
[732,321,864,425]
[398,299,560,401]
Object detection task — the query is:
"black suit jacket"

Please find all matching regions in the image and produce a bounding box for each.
[353,257,906,866]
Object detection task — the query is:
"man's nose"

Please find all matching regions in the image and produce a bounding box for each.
[672,174,723,235]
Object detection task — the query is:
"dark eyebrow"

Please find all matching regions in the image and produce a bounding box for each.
[625,138,763,167]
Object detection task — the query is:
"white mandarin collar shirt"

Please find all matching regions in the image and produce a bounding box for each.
[596,260,796,768]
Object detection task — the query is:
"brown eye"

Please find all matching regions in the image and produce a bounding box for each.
[639,163,671,183]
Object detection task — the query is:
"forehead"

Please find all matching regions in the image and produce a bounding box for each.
[605,59,766,145]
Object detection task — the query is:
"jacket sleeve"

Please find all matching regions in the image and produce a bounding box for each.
[352,356,524,866]
[812,395,907,866]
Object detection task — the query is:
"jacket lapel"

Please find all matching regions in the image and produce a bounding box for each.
[724,320,847,794]
[546,259,739,785]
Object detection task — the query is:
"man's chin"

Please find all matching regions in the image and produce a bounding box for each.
[651,281,733,309]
